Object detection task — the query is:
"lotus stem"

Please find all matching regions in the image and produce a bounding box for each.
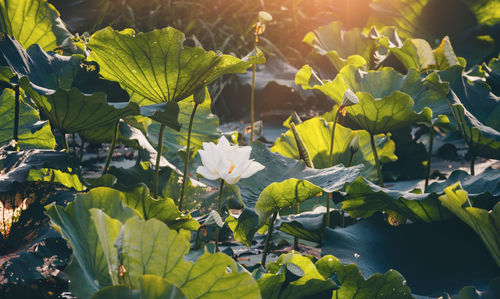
[179,103,199,211]
[425,127,435,189]
[64,133,69,152]
[154,124,166,199]
[214,179,225,253]
[470,153,475,176]
[328,108,341,167]
[261,211,278,266]
[13,85,19,142]
[327,107,341,228]
[370,133,384,187]
[250,63,256,142]
[103,119,120,175]
[294,203,300,250]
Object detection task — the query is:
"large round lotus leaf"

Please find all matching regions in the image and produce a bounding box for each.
[449,103,500,160]
[322,214,500,297]
[271,116,397,181]
[0,0,72,51]
[296,65,436,134]
[369,0,496,65]
[45,191,139,298]
[93,275,186,299]
[439,65,500,131]
[87,27,265,104]
[303,21,373,70]
[315,255,412,298]
[257,253,339,299]
[0,88,55,149]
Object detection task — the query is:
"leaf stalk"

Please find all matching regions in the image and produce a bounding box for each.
[154,124,166,199]
[103,119,120,175]
[179,102,199,211]
[214,179,225,253]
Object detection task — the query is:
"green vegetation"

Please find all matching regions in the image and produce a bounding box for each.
[0,0,499,298]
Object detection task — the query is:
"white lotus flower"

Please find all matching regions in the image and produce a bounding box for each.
[196,136,265,184]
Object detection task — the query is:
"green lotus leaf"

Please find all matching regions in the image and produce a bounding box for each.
[88,27,265,104]
[45,190,138,298]
[439,65,500,131]
[110,184,199,230]
[448,103,500,160]
[0,147,71,192]
[384,36,462,72]
[28,168,85,191]
[271,116,397,181]
[449,277,500,299]
[439,183,500,267]
[315,255,412,299]
[92,275,186,299]
[427,167,500,200]
[277,206,355,243]
[0,35,128,100]
[341,176,450,223]
[254,179,322,225]
[303,21,372,70]
[369,0,496,65]
[0,88,55,149]
[460,0,500,27]
[0,0,72,51]
[114,217,261,299]
[148,92,220,168]
[19,77,139,133]
[484,54,500,95]
[257,253,338,299]
[322,214,500,296]
[296,65,435,133]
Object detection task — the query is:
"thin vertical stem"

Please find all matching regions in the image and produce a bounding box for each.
[370,133,384,187]
[103,119,120,175]
[13,85,20,142]
[294,202,300,250]
[154,124,166,199]
[470,153,475,176]
[261,211,278,266]
[328,107,341,167]
[64,133,69,152]
[214,179,225,253]
[250,63,256,142]
[424,127,435,189]
[179,103,199,211]
[327,108,341,228]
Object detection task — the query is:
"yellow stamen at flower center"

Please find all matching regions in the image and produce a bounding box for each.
[228,164,236,174]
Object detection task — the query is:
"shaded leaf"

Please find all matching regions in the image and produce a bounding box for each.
[439,183,500,267]
[322,214,500,296]
[0,148,70,193]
